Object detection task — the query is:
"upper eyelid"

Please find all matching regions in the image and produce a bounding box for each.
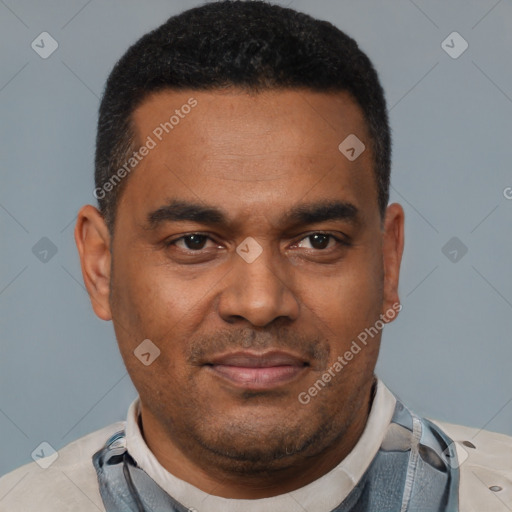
[293,232,349,243]
[168,232,350,248]
[166,233,218,248]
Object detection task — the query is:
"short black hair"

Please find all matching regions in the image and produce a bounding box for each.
[95,0,391,234]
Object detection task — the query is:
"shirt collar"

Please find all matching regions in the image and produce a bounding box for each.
[125,377,396,512]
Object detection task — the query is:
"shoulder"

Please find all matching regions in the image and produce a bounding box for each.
[0,421,125,512]
[430,419,512,512]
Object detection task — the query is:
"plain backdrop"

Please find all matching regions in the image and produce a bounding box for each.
[1,0,512,476]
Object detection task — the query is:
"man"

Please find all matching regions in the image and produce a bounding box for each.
[1,1,510,510]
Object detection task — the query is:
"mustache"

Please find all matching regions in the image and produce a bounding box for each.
[187,326,331,368]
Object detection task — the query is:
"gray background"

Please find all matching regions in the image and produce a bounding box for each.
[1,0,511,477]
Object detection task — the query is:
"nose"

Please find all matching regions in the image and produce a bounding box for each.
[218,244,300,327]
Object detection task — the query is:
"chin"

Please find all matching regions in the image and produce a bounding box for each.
[188,411,339,475]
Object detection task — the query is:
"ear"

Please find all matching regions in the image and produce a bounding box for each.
[381,203,405,322]
[74,205,112,321]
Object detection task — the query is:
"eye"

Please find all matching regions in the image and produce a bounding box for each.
[295,233,348,250]
[168,234,215,251]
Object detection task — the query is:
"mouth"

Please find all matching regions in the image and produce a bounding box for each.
[204,350,310,390]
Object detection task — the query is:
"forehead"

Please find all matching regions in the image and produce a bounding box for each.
[118,88,378,230]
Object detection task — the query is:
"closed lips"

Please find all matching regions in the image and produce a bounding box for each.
[206,351,309,388]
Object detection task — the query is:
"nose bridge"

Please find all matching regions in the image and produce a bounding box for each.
[218,239,299,326]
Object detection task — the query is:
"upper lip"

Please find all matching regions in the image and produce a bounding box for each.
[207,350,309,368]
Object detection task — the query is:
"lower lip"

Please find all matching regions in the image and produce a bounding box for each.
[208,365,307,389]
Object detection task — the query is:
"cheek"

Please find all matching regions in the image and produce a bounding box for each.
[111,256,222,357]
[114,259,191,323]
[299,248,383,344]
[110,261,194,391]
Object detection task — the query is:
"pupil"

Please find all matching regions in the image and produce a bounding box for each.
[311,234,329,249]
[186,235,206,250]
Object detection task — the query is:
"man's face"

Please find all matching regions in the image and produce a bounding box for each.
[78,88,403,476]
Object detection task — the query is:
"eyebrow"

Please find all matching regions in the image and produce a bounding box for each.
[145,198,361,230]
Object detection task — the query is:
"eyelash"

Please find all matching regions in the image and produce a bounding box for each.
[164,232,351,252]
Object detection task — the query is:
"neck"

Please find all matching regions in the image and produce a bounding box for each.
[139,379,376,499]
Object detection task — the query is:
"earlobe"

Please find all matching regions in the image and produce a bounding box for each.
[381,203,405,322]
[74,205,113,321]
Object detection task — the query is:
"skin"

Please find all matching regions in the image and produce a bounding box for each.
[75,88,404,499]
